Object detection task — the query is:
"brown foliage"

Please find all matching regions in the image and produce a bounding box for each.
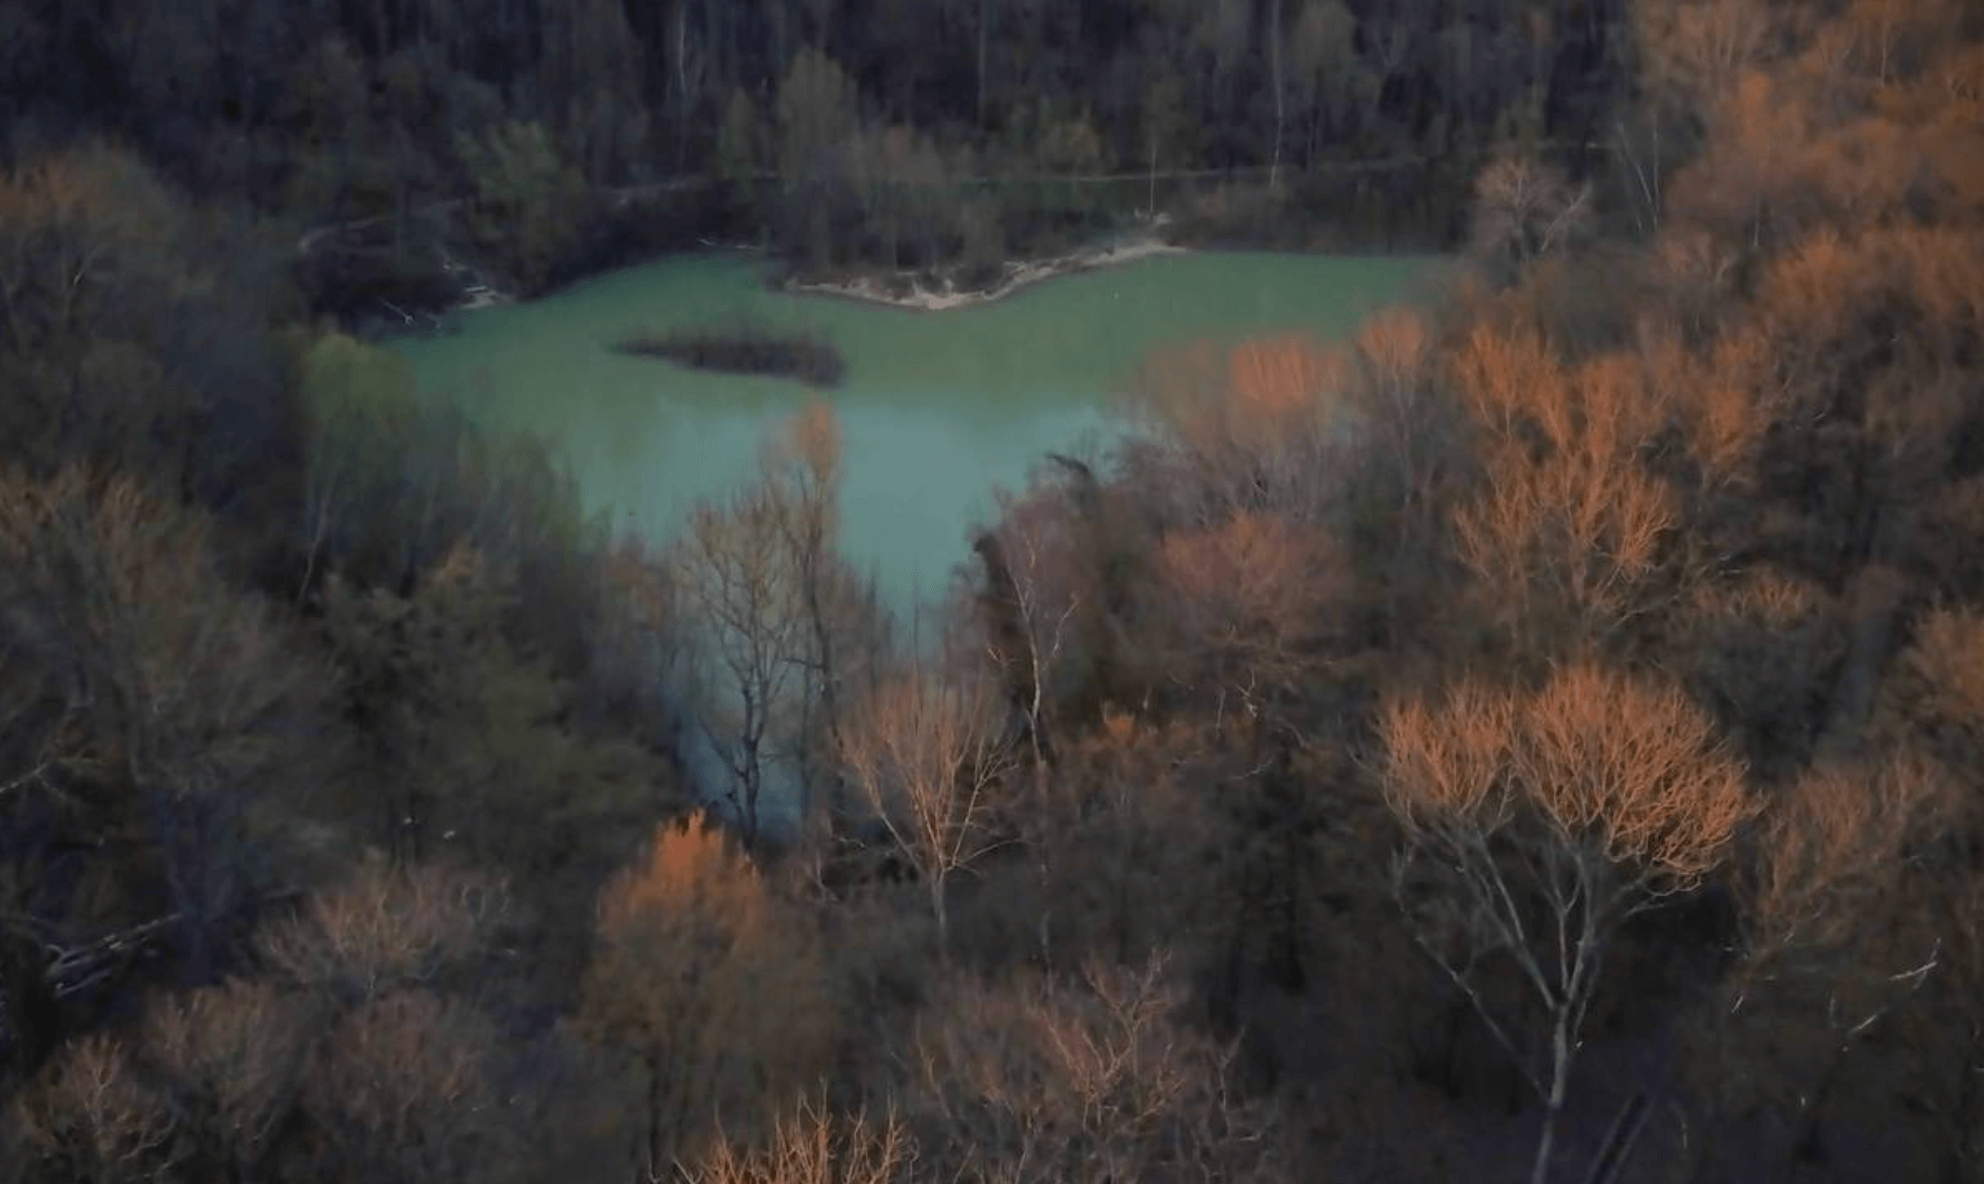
[1635,0,1782,118]
[1652,323,1778,492]
[1226,334,1341,417]
[1683,741,1951,1180]
[1381,678,1517,827]
[1448,325,1691,653]
[0,464,327,980]
[1122,333,1357,526]
[1386,664,1753,883]
[0,466,322,803]
[258,860,506,1000]
[143,978,313,1172]
[1153,510,1345,705]
[1745,750,1944,958]
[1667,69,1814,251]
[10,1035,175,1184]
[577,813,837,1171]
[906,955,1273,1184]
[1520,665,1756,880]
[300,988,504,1183]
[0,146,293,504]
[1010,712,1224,970]
[1342,308,1445,515]
[1880,606,1984,781]
[1674,567,1846,779]
[1662,0,1984,255]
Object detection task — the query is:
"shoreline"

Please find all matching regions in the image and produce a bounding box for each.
[781,233,1187,312]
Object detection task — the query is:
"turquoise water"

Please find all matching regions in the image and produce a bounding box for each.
[391,250,1439,608]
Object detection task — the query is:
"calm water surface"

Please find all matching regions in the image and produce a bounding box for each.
[392,251,1440,608]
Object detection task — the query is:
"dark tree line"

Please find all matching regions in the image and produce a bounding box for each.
[1,0,1638,295]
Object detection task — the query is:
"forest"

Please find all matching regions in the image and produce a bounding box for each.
[1,0,1639,311]
[2,0,1983,1182]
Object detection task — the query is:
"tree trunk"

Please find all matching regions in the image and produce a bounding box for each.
[1269,0,1285,191]
[1531,1010,1573,1184]
[1780,1035,1857,1184]
[931,877,949,959]
[801,555,846,837]
[976,0,991,127]
[675,3,693,174]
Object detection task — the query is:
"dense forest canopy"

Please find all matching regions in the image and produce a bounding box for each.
[4,1,1984,1183]
[0,0,1641,300]
[0,0,1627,190]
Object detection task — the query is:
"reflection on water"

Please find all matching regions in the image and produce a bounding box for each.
[391,250,1440,611]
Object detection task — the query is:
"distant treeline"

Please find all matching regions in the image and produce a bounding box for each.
[0,0,1636,299]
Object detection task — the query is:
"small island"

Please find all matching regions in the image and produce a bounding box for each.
[614,323,846,388]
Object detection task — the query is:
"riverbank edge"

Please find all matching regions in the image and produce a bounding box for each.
[777,232,1188,312]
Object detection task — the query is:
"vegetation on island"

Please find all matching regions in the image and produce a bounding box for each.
[615,325,847,388]
[3,2,1984,1184]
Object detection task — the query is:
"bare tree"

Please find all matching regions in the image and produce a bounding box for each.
[1449,325,1692,655]
[761,403,885,835]
[1634,0,1778,121]
[1872,605,1984,1175]
[0,466,326,984]
[257,859,507,1002]
[1381,663,1754,1184]
[839,659,1017,956]
[9,1034,176,1184]
[972,488,1084,777]
[300,988,505,1184]
[1344,308,1442,534]
[1469,152,1592,270]
[1153,510,1344,728]
[142,977,314,1181]
[675,481,809,848]
[682,1096,916,1184]
[1670,749,1944,1182]
[1122,334,1357,528]
[1267,0,1286,191]
[907,954,1274,1184]
[673,406,879,847]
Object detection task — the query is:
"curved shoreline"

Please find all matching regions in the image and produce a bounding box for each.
[781,235,1187,312]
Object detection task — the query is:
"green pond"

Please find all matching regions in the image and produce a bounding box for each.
[391,250,1440,609]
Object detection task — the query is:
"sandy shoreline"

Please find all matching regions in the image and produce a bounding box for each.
[782,235,1187,311]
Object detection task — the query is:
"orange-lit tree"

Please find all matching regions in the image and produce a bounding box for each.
[576,813,836,1178]
[1381,663,1753,1184]
[1122,333,1355,529]
[1448,324,1691,658]
[681,1096,915,1184]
